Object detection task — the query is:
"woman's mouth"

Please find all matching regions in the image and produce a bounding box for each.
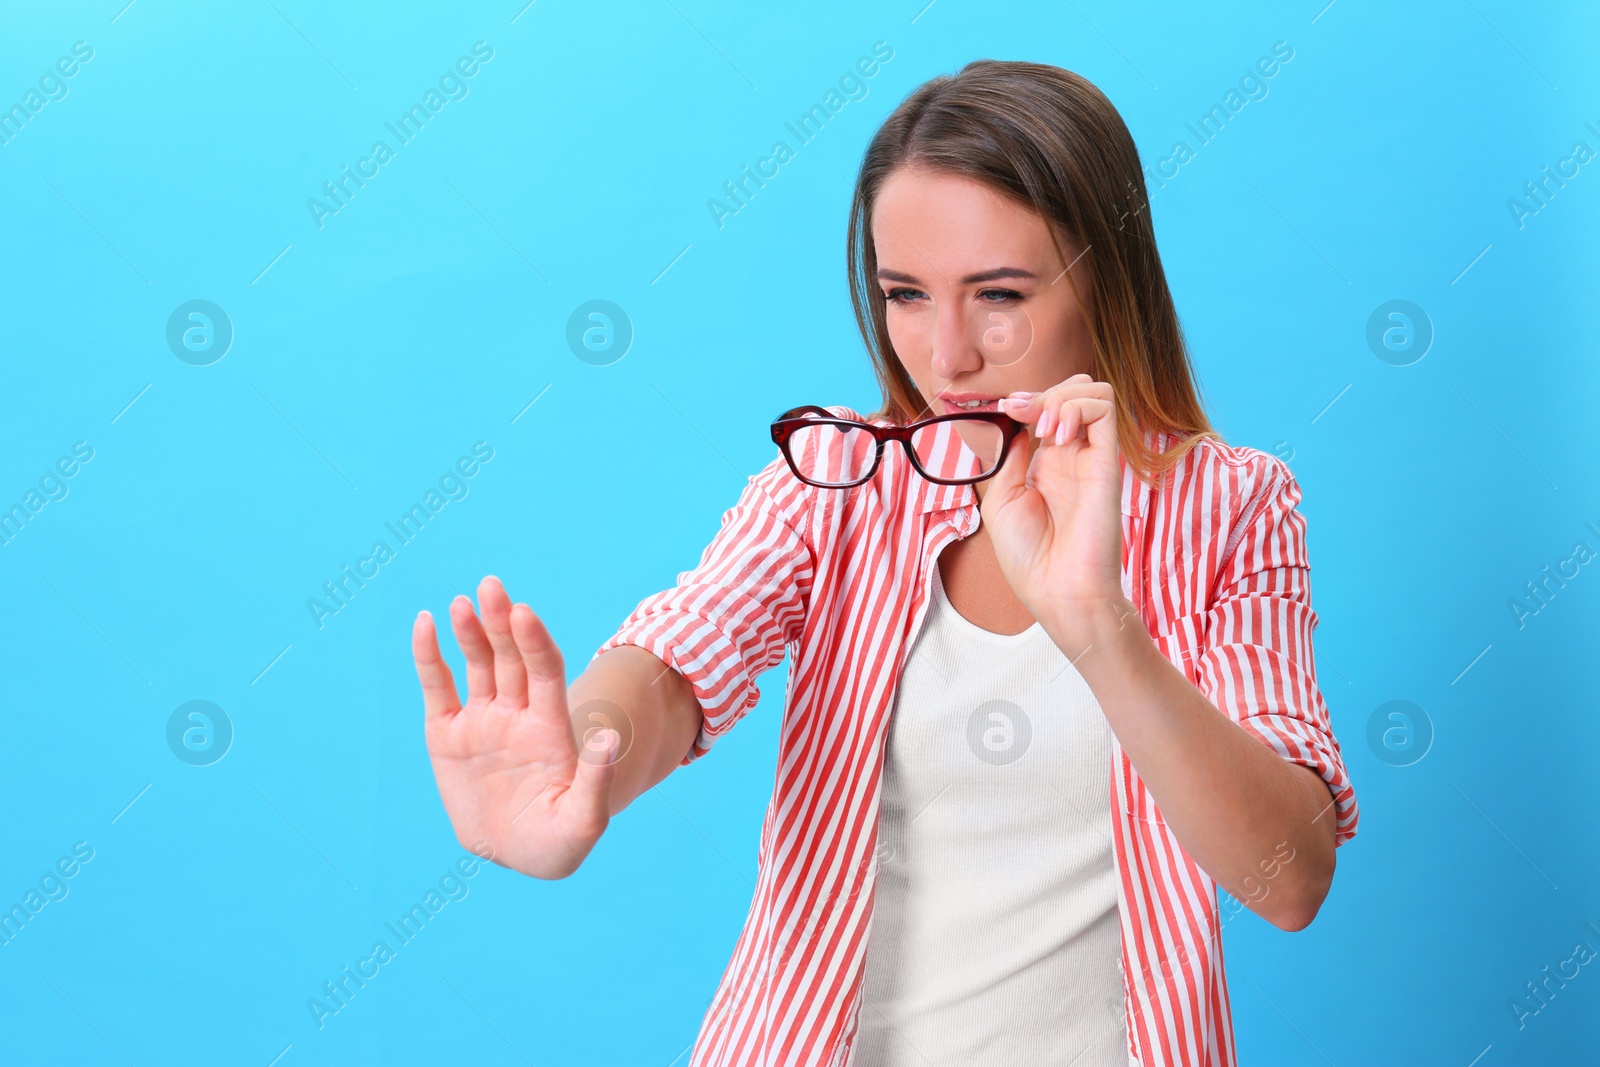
[937,394,1005,415]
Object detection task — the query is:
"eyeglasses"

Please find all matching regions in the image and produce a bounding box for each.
[770,405,1027,489]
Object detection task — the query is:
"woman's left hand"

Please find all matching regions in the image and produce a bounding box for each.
[985,373,1129,642]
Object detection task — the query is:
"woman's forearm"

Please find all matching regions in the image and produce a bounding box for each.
[565,644,702,816]
[1042,596,1338,931]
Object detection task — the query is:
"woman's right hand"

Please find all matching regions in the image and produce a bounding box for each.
[413,575,619,879]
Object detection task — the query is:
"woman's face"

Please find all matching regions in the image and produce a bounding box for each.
[872,165,1094,419]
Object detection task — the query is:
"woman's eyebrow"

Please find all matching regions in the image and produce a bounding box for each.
[876,267,1037,285]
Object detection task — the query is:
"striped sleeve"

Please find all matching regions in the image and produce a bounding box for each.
[592,454,815,765]
[1197,456,1360,846]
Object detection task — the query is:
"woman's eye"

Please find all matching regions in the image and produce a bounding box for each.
[978,288,1025,304]
[884,287,927,305]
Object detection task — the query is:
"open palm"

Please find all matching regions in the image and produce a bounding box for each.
[414,575,618,879]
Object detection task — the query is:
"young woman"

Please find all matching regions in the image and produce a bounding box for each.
[413,60,1359,1067]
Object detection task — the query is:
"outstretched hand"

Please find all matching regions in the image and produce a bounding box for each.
[413,576,619,879]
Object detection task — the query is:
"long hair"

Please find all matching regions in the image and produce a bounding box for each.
[846,59,1217,486]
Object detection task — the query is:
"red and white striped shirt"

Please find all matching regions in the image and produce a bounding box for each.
[594,408,1359,1066]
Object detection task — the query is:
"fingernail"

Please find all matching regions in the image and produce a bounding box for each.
[999,396,1027,411]
[1055,422,1069,446]
[1037,409,1056,438]
[418,609,432,620]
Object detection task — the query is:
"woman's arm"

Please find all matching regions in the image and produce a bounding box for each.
[988,378,1354,931]
[1041,596,1337,930]
[419,456,813,879]
[415,576,700,879]
[568,643,701,815]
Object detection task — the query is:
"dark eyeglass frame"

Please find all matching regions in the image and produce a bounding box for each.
[769,405,1027,489]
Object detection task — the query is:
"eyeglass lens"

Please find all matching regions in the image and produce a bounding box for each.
[786,416,1005,486]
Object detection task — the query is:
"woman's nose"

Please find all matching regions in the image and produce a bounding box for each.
[930,302,983,380]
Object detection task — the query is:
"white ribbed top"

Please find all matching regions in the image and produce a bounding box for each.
[851,564,1128,1067]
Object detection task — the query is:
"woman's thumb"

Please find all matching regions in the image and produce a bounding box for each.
[567,727,620,833]
[986,429,1032,507]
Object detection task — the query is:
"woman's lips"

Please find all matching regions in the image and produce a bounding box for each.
[936,394,1005,415]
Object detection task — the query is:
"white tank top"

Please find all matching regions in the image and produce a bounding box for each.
[851,562,1129,1067]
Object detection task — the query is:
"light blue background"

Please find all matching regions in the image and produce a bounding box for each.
[2,1,1596,1064]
